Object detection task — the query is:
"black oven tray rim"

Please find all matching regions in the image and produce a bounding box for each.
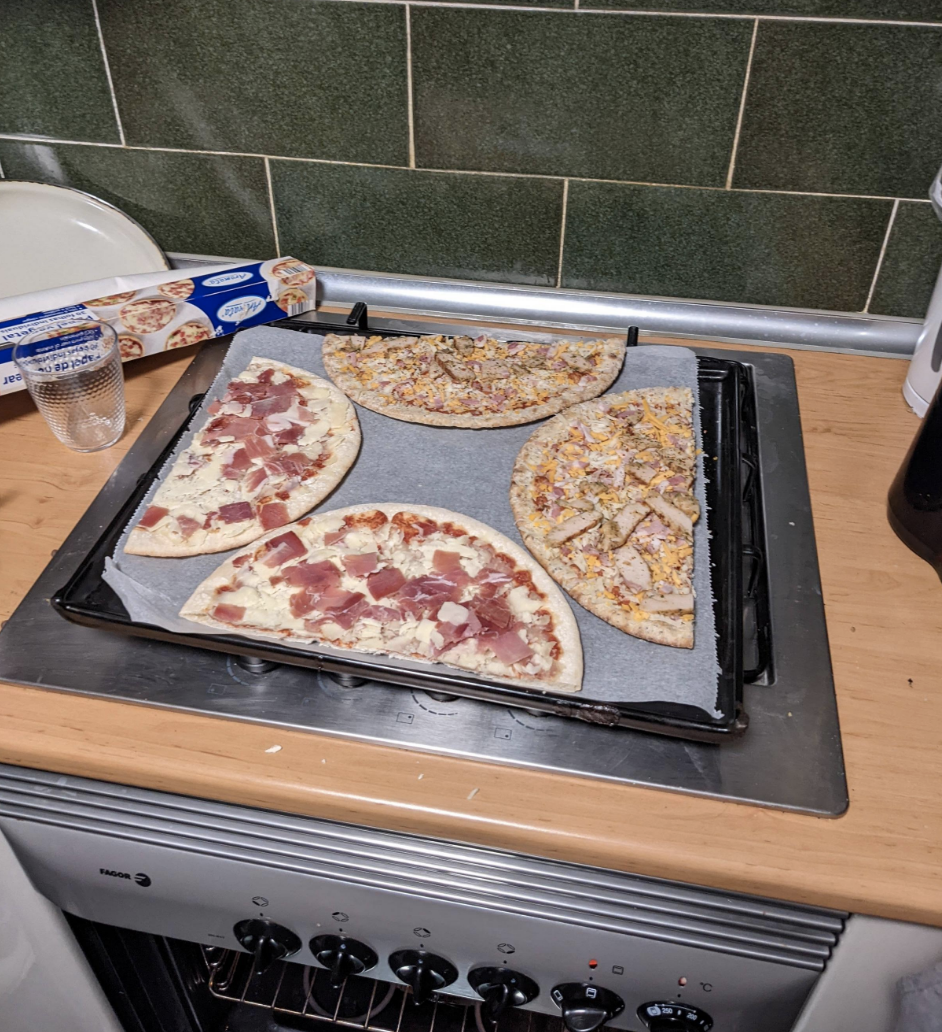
[51,323,755,743]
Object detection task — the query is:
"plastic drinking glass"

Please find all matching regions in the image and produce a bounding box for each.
[13,321,126,451]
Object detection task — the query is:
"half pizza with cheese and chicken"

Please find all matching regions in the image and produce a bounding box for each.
[179,503,583,693]
[510,388,701,649]
[125,357,360,557]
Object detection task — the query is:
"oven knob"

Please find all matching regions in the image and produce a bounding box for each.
[551,983,625,1032]
[469,966,540,1025]
[233,918,301,975]
[638,1003,713,1031]
[310,934,379,988]
[389,949,459,1005]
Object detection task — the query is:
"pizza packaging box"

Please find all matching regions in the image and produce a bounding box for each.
[0,257,317,396]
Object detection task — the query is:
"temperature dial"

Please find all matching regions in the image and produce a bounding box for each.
[468,966,539,1025]
[551,983,624,1032]
[233,918,301,975]
[310,934,379,988]
[389,949,458,1005]
[638,1003,713,1031]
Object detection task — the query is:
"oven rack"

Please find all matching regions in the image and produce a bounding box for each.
[203,947,563,1032]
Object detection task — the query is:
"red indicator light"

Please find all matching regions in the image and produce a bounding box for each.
[588,959,598,969]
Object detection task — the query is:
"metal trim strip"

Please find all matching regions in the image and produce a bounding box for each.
[167,256,921,357]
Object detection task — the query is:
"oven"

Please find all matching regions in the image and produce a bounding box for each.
[0,764,843,1032]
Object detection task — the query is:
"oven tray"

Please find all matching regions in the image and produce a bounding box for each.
[52,319,763,741]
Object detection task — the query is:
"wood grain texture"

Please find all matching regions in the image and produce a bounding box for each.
[2,328,941,926]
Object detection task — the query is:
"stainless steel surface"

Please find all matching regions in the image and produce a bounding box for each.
[169,255,919,357]
[0,765,845,1032]
[0,315,846,816]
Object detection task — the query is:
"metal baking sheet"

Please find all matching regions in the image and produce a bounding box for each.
[102,325,719,714]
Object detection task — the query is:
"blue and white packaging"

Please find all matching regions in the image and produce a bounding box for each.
[0,257,316,395]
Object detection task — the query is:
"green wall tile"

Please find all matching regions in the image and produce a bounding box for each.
[271,162,563,286]
[562,181,890,310]
[411,9,752,185]
[734,21,942,198]
[0,0,119,143]
[97,0,408,165]
[0,142,276,259]
[870,202,942,319]
[581,0,942,18]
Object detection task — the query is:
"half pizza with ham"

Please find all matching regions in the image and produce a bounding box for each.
[510,389,701,649]
[179,503,583,693]
[125,357,360,557]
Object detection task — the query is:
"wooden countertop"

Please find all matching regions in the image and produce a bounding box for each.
[1,333,941,927]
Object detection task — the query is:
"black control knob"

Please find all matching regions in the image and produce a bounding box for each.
[389,949,458,1005]
[310,934,379,988]
[233,918,301,975]
[469,966,540,1025]
[638,1003,713,1032]
[551,983,625,1032]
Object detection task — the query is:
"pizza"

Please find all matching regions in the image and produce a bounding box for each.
[272,260,315,287]
[118,335,143,361]
[277,287,308,312]
[510,389,701,649]
[85,291,136,307]
[321,333,625,428]
[125,358,360,557]
[120,297,176,335]
[165,321,212,350]
[180,503,583,693]
[157,278,195,300]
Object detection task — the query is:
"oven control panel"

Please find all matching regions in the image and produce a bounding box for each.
[0,768,844,1032]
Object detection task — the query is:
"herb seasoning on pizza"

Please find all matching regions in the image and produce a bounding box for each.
[125,357,360,557]
[180,503,583,692]
[510,389,700,649]
[322,333,625,428]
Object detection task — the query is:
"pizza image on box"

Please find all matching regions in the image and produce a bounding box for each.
[118,335,144,361]
[120,297,177,335]
[179,503,583,693]
[165,321,212,350]
[157,279,195,301]
[85,291,136,307]
[125,357,361,557]
[276,287,308,313]
[272,260,315,287]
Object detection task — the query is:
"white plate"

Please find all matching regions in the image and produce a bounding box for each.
[0,181,169,300]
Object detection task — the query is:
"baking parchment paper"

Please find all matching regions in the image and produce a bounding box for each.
[105,325,719,714]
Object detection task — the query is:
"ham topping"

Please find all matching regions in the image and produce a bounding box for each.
[259,501,289,531]
[342,552,379,577]
[176,515,202,539]
[367,566,406,600]
[212,603,245,623]
[261,530,307,567]
[218,501,254,523]
[242,434,275,461]
[283,559,341,591]
[138,505,169,529]
[222,448,251,479]
[487,631,534,666]
[245,468,269,493]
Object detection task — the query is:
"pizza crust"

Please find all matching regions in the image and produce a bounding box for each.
[180,502,583,693]
[125,358,360,558]
[322,334,626,428]
[510,390,697,650]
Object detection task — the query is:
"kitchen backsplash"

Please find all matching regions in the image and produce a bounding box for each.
[2,0,942,318]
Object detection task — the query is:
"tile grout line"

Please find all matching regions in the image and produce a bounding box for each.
[406,5,416,169]
[264,157,282,256]
[556,179,570,288]
[725,18,758,191]
[90,0,126,146]
[863,198,899,313]
[0,131,933,205]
